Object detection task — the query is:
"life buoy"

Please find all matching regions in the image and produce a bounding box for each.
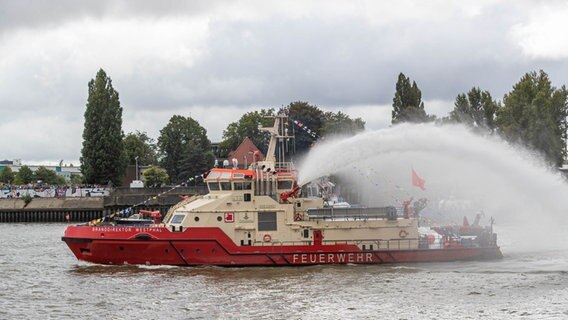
[263,234,272,242]
[294,213,303,221]
[399,230,409,238]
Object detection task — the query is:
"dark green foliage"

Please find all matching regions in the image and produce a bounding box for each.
[496,70,568,166]
[449,87,500,130]
[80,69,126,186]
[158,115,214,183]
[22,194,32,206]
[16,165,34,184]
[34,166,66,185]
[123,131,158,166]
[218,109,275,157]
[70,174,84,185]
[220,103,365,159]
[321,111,365,136]
[392,73,432,124]
[143,166,169,188]
[0,167,14,183]
[286,101,325,155]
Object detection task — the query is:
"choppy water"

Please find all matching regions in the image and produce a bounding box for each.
[1,223,567,320]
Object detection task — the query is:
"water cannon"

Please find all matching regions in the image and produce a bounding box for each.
[280,184,301,203]
[232,158,238,169]
[139,209,162,224]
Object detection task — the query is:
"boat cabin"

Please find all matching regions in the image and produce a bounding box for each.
[205,167,296,202]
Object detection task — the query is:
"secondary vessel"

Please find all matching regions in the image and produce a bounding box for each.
[62,113,502,266]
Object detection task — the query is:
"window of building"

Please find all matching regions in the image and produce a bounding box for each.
[258,211,277,231]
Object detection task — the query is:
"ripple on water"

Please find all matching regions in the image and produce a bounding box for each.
[1,224,568,319]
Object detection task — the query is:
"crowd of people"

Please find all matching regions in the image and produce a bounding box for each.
[0,184,110,199]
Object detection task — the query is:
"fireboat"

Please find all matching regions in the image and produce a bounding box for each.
[62,113,502,266]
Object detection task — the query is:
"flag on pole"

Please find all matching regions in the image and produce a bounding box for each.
[412,167,426,191]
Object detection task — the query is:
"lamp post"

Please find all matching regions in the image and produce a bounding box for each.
[135,156,139,181]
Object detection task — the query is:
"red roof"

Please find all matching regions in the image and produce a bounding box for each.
[227,137,264,168]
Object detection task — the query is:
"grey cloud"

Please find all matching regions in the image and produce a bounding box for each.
[0,0,217,32]
[119,5,562,114]
[3,1,568,163]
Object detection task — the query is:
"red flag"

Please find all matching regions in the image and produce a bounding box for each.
[412,168,426,191]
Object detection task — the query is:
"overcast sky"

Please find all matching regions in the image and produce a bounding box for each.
[1,0,568,165]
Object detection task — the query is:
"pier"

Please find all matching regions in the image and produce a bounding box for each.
[0,186,208,223]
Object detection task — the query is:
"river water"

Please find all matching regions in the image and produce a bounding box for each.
[1,223,567,320]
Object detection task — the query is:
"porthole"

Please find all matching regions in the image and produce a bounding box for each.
[217,216,222,222]
[194,216,200,222]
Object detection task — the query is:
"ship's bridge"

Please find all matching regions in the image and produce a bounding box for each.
[205,167,297,199]
[205,168,255,192]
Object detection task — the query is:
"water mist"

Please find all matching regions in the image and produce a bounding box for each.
[297,123,568,253]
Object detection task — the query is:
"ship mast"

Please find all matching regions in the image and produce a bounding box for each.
[255,111,293,172]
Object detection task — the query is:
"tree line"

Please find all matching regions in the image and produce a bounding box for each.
[392,70,568,167]
[79,69,365,187]
[0,165,70,185]
[76,68,567,187]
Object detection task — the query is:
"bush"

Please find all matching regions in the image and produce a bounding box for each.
[22,194,33,207]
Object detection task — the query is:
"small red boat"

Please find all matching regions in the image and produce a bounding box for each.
[62,114,502,266]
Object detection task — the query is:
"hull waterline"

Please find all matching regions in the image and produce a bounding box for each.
[62,226,502,266]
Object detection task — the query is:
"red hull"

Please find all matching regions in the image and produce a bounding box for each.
[62,226,503,266]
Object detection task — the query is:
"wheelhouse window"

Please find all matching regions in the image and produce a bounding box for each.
[170,214,186,224]
[258,211,277,231]
[208,182,220,191]
[234,181,252,190]
[277,180,293,190]
[220,181,232,191]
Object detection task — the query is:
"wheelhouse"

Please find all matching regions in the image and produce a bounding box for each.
[205,167,297,201]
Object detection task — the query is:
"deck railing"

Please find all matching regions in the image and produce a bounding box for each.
[307,206,399,221]
[252,236,497,250]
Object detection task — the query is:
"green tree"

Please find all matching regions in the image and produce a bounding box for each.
[16,165,34,184]
[0,167,14,183]
[80,69,126,186]
[123,131,158,166]
[392,73,432,124]
[218,109,275,157]
[321,111,365,136]
[496,70,568,166]
[158,115,214,183]
[70,174,84,185]
[449,87,500,130]
[286,101,325,155]
[143,166,169,188]
[35,166,61,184]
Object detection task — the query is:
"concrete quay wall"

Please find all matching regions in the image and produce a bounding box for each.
[0,186,208,223]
